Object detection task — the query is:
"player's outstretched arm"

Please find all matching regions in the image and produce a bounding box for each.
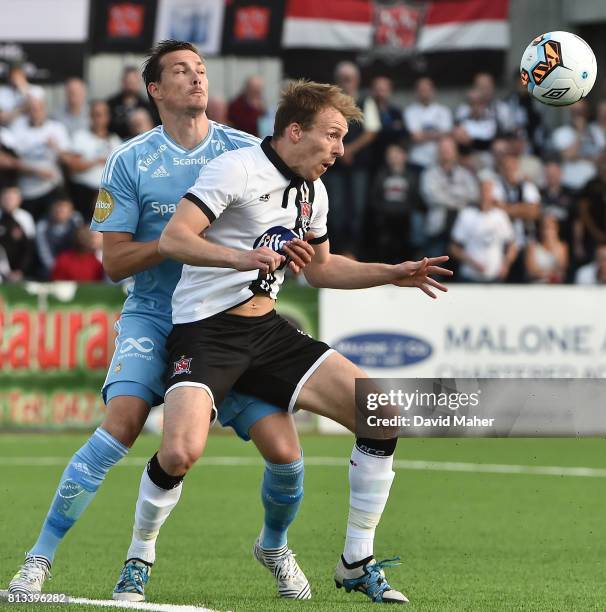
[303,241,452,298]
[102,232,164,282]
[391,256,452,299]
[158,197,285,274]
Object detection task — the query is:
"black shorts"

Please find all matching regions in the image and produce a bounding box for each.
[165,310,333,412]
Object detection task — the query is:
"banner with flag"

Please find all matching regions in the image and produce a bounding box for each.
[221,0,285,56]
[372,2,426,57]
[282,0,373,50]
[364,0,510,84]
[417,0,509,52]
[91,0,157,53]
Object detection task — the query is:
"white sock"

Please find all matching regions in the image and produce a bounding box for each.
[126,468,182,564]
[343,445,395,564]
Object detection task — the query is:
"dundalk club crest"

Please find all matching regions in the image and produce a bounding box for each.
[172,355,192,377]
[300,200,312,232]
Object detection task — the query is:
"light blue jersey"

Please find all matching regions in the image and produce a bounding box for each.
[91,121,266,418]
[92,122,260,319]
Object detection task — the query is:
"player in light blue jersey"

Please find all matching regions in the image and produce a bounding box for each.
[8,40,315,602]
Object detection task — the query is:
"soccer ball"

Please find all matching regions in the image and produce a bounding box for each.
[520,31,597,106]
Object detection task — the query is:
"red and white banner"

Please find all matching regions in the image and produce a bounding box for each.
[374,4,424,51]
[282,0,373,50]
[417,0,509,52]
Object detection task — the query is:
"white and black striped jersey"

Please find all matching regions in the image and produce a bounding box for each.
[171,137,329,324]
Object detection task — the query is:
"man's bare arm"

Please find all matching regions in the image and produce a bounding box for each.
[304,241,452,298]
[158,197,284,274]
[102,233,164,282]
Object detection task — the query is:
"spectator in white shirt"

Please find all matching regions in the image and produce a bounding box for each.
[9,97,70,219]
[525,214,569,283]
[0,184,35,238]
[53,77,90,136]
[450,177,517,282]
[420,136,479,256]
[551,129,597,191]
[62,101,121,220]
[404,77,452,172]
[0,61,44,127]
[560,100,600,158]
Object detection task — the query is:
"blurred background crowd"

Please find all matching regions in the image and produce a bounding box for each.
[1,57,605,286]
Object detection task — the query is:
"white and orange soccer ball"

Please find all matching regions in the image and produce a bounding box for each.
[520,31,597,106]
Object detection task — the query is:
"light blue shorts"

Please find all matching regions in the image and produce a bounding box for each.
[103,314,284,439]
[218,392,284,441]
[103,313,171,408]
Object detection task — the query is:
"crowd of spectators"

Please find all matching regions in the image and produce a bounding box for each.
[317,62,606,286]
[1,57,606,285]
[0,63,150,283]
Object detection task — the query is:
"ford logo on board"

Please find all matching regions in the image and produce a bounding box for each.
[334,332,432,368]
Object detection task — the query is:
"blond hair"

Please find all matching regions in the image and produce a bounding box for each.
[273,79,363,137]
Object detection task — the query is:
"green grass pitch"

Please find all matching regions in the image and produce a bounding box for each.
[1,433,606,611]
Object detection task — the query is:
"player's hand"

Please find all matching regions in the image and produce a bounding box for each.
[235,247,284,274]
[283,238,315,274]
[392,255,453,299]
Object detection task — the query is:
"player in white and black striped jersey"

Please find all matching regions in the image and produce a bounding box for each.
[128,80,453,604]
[170,135,329,322]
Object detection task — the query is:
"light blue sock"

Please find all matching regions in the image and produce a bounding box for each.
[29,428,128,562]
[260,454,304,549]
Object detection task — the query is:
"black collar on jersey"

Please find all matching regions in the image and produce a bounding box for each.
[260,136,315,215]
[261,136,300,182]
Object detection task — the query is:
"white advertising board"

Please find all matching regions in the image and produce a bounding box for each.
[320,286,606,379]
[0,0,89,42]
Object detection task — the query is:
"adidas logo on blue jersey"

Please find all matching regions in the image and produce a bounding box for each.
[151,165,170,178]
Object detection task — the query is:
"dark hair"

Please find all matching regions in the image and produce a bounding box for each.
[273,79,362,138]
[50,190,71,206]
[142,40,203,112]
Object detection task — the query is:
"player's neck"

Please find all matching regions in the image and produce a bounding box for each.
[161,112,210,151]
[269,138,301,178]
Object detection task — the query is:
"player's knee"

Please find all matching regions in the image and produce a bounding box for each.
[160,444,203,474]
[263,441,301,465]
[102,397,149,447]
[100,414,144,448]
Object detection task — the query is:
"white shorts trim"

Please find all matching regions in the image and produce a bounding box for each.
[165,381,217,425]
[288,348,335,413]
